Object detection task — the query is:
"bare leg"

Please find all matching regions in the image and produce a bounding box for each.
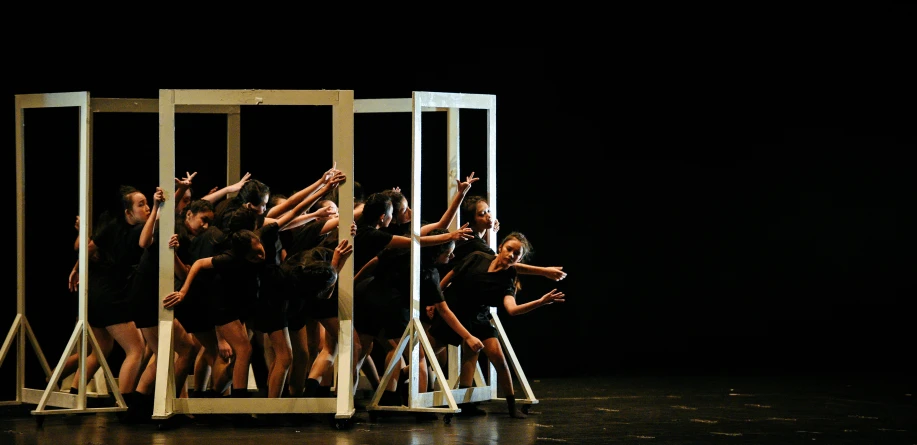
[69,326,113,392]
[136,327,160,395]
[480,337,524,418]
[216,320,252,394]
[106,321,145,394]
[172,319,197,397]
[266,328,292,398]
[192,331,217,394]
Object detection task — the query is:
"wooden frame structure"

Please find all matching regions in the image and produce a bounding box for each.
[3,92,134,420]
[354,92,537,421]
[5,89,534,428]
[3,92,259,420]
[152,89,357,429]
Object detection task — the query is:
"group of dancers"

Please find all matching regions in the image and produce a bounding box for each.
[63,165,568,425]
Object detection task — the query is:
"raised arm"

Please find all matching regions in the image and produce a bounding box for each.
[139,187,164,249]
[387,223,473,250]
[279,203,338,232]
[420,172,478,235]
[268,175,344,230]
[174,171,197,202]
[202,172,251,204]
[266,165,342,219]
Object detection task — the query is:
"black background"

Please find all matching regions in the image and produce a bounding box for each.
[3,19,915,399]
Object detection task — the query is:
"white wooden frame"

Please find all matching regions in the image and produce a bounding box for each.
[354,92,537,417]
[2,94,256,418]
[3,92,131,417]
[154,90,356,425]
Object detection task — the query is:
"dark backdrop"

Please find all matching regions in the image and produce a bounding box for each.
[3,40,915,400]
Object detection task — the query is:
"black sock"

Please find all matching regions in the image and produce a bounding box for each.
[380,390,401,406]
[304,378,320,397]
[507,394,526,418]
[315,385,331,398]
[231,387,250,398]
[69,387,79,395]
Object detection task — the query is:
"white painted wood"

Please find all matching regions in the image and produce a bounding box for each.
[152,89,357,423]
[414,91,496,110]
[490,312,538,404]
[446,106,463,391]
[12,91,132,416]
[354,98,444,113]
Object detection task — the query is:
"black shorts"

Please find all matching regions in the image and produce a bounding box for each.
[253,298,288,333]
[428,309,496,346]
[128,271,159,329]
[208,275,256,327]
[88,294,134,328]
[354,302,408,341]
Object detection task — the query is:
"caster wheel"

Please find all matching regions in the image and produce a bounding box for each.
[521,405,530,414]
[333,418,353,430]
[443,414,453,424]
[35,416,45,428]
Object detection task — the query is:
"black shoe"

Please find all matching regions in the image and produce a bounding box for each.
[456,403,487,417]
[157,414,192,430]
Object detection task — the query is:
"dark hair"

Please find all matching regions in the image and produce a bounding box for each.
[380,189,406,215]
[268,193,288,212]
[460,195,488,227]
[230,229,259,255]
[226,206,259,235]
[359,192,392,228]
[236,179,270,207]
[284,248,338,299]
[93,185,142,237]
[499,231,533,263]
[185,199,214,216]
[422,228,454,265]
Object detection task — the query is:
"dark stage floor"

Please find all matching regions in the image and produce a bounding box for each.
[1,373,914,445]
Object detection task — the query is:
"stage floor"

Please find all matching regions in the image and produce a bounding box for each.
[2,373,914,445]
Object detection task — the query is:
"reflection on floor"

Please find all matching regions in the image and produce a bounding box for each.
[1,373,914,445]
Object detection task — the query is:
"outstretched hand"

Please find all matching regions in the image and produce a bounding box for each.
[315,204,338,220]
[227,172,252,194]
[450,223,474,242]
[175,172,197,190]
[457,171,479,194]
[540,289,565,305]
[325,171,346,190]
[322,162,339,183]
[544,266,567,281]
